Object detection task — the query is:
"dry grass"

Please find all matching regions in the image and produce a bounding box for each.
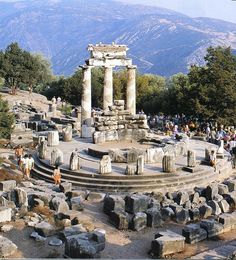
[0,168,23,183]
[32,205,55,225]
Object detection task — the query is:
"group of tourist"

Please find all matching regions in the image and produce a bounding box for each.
[146,113,236,170]
[14,145,35,180]
[14,145,62,184]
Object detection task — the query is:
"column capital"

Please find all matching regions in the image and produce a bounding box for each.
[127,65,137,69]
[79,65,93,70]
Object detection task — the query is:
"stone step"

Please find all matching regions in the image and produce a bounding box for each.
[33,159,216,187]
[32,165,218,192]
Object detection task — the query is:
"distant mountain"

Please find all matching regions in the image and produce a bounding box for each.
[0,0,236,76]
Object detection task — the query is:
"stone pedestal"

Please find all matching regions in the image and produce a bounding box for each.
[51,148,63,166]
[187,150,196,167]
[81,66,92,125]
[217,140,224,158]
[69,151,80,171]
[47,131,59,147]
[162,155,175,173]
[103,66,113,111]
[99,155,112,175]
[38,140,47,159]
[126,66,136,115]
[62,125,72,142]
[81,125,95,138]
[136,155,144,175]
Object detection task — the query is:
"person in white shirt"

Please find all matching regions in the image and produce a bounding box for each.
[22,154,30,179]
[28,154,35,172]
[209,150,216,172]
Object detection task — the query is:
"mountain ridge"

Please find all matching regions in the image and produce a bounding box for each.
[0,0,236,76]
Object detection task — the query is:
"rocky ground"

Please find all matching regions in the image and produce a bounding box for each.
[1,150,236,259]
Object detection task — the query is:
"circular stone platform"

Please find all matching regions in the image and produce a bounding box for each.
[32,137,234,193]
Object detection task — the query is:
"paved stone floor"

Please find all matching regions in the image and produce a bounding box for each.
[44,137,224,177]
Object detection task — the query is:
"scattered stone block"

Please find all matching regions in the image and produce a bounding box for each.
[103,195,125,215]
[182,223,207,244]
[145,208,162,228]
[14,187,28,207]
[70,196,84,211]
[0,180,16,191]
[218,199,230,213]
[130,212,147,231]
[200,219,224,238]
[59,182,72,193]
[223,192,236,210]
[207,200,222,215]
[125,194,150,214]
[109,210,129,230]
[64,231,105,258]
[225,180,236,192]
[219,213,236,229]
[151,230,185,258]
[0,224,13,232]
[190,192,200,204]
[34,221,55,237]
[51,197,69,213]
[218,184,229,195]
[205,184,218,201]
[161,207,175,221]
[174,191,189,205]
[199,204,212,219]
[189,208,200,221]
[49,238,63,246]
[176,209,190,224]
[30,231,47,242]
[0,207,12,223]
[0,235,17,257]
[60,224,87,241]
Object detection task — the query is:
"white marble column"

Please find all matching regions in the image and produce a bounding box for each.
[103,66,113,111]
[80,65,92,125]
[126,65,136,115]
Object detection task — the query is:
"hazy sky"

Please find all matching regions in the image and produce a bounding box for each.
[118,0,236,24]
[1,0,236,24]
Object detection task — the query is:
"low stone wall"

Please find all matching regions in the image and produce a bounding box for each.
[93,102,149,144]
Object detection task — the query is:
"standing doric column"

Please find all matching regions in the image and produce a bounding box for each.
[103,66,113,111]
[80,65,92,125]
[126,65,137,115]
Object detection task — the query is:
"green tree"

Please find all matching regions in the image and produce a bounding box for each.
[188,46,236,124]
[0,42,54,94]
[0,95,15,139]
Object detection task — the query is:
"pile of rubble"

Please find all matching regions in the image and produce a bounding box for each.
[103,178,236,232]
[0,180,106,258]
[93,100,149,144]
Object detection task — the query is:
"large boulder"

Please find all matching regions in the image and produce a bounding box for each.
[103,195,125,215]
[109,210,130,230]
[151,230,185,258]
[182,223,207,244]
[64,231,105,258]
[0,180,16,192]
[34,221,56,237]
[0,207,12,223]
[0,236,17,258]
[130,212,147,231]
[50,197,69,213]
[145,208,162,228]
[125,194,150,214]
